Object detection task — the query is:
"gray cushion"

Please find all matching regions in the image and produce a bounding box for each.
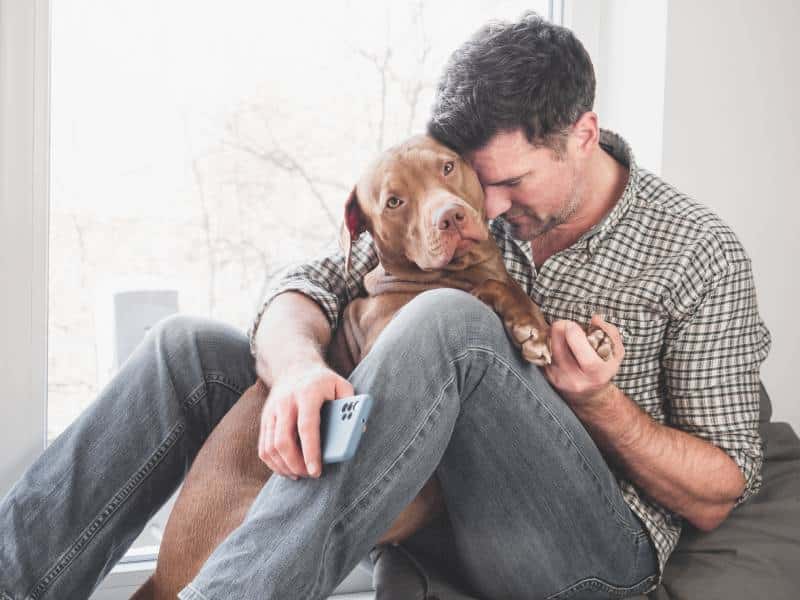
[647,421,800,600]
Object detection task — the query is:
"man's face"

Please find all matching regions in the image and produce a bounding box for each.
[466,128,583,242]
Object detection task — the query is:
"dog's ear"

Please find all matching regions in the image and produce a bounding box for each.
[339,186,367,274]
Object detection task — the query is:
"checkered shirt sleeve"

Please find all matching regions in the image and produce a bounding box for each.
[660,230,771,506]
[246,233,379,358]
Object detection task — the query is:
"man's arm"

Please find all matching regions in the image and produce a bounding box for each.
[572,383,745,532]
[246,233,379,479]
[545,318,744,531]
[247,231,379,360]
[253,291,332,387]
[545,243,770,532]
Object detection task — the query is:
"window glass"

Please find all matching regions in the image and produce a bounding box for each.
[50,0,551,560]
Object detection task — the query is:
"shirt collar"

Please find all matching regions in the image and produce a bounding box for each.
[579,129,639,254]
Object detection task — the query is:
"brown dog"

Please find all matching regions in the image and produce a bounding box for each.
[133,135,611,599]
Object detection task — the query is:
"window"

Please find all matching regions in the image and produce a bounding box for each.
[46,0,553,578]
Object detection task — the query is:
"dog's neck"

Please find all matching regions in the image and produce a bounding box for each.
[364,265,475,296]
[364,239,507,296]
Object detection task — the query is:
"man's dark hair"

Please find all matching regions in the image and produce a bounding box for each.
[427,11,595,157]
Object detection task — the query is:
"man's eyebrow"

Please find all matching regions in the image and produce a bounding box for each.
[483,171,531,186]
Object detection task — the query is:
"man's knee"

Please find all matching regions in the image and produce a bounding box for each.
[386,288,506,354]
[147,314,251,365]
[148,313,218,349]
[142,314,256,413]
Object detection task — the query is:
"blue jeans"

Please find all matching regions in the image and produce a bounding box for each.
[0,289,657,600]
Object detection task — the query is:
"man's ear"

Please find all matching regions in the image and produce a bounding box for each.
[572,111,599,155]
[339,186,367,274]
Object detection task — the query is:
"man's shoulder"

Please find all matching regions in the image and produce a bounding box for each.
[630,168,752,268]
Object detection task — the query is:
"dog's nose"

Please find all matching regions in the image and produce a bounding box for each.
[433,204,467,231]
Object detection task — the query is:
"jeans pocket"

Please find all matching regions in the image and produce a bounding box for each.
[544,572,657,600]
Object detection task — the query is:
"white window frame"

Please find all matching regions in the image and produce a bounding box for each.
[0,2,154,595]
[0,0,50,495]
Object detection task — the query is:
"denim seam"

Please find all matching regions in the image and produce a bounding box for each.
[545,573,657,600]
[629,533,642,583]
[468,344,643,536]
[23,373,243,533]
[183,372,246,409]
[308,351,472,599]
[26,420,186,600]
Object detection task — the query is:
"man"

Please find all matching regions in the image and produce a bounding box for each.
[0,12,769,600]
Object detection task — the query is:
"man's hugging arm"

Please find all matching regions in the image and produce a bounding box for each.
[253,292,334,387]
[247,232,379,374]
[246,234,378,479]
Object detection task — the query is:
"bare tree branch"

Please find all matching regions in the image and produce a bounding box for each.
[221,136,340,231]
[356,46,393,151]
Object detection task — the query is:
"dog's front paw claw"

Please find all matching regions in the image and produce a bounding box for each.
[522,339,552,366]
[506,321,551,366]
[511,323,540,344]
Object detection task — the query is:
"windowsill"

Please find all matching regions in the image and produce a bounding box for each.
[89,561,156,600]
[90,559,375,599]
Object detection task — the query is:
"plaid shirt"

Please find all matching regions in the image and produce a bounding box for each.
[247,130,771,580]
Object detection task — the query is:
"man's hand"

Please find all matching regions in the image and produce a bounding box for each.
[543,314,624,408]
[258,361,354,480]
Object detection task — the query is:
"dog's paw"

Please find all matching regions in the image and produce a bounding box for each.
[586,325,613,361]
[508,321,552,366]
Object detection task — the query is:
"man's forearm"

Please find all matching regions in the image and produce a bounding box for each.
[573,385,746,532]
[253,292,333,387]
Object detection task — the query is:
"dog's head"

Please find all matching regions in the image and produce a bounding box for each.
[340,135,491,275]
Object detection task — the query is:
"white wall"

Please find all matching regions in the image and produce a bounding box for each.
[662,0,800,429]
[569,0,799,431]
[567,0,668,173]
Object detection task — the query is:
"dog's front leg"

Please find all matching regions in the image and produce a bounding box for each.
[471,278,553,366]
[136,380,273,600]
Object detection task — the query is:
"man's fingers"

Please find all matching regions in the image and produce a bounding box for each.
[549,320,581,372]
[564,321,603,371]
[262,366,355,482]
[334,376,355,399]
[275,403,304,479]
[258,410,279,471]
[297,400,322,478]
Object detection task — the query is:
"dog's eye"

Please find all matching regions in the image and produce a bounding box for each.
[386,196,403,209]
[443,161,455,176]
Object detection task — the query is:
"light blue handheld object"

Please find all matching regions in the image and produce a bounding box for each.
[320,393,374,464]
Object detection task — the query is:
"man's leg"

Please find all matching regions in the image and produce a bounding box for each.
[180,289,657,600]
[0,315,257,600]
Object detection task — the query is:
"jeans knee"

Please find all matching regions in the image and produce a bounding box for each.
[147,314,238,360]
[149,313,206,347]
[369,288,507,366]
[403,288,505,346]
[144,314,255,390]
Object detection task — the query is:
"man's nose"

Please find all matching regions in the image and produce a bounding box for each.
[484,187,511,220]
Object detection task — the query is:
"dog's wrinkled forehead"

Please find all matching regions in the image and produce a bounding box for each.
[359,138,464,209]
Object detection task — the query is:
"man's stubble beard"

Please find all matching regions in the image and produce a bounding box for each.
[502,180,582,243]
